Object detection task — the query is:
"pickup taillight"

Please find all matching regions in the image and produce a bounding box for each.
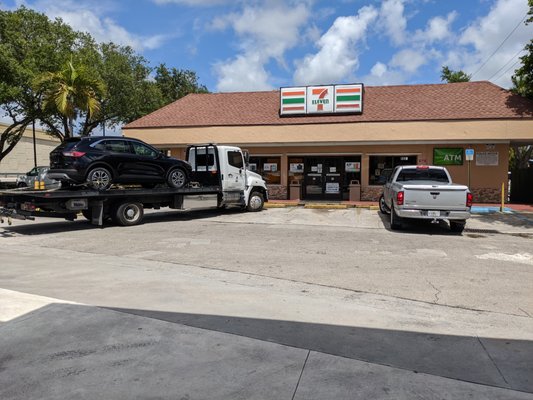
[397,191,404,206]
[466,192,473,207]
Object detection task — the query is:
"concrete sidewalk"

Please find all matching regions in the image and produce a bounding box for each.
[1,289,532,400]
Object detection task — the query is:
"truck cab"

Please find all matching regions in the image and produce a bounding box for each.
[186,144,268,211]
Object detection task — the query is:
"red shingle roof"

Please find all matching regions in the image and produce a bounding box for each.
[124,81,533,129]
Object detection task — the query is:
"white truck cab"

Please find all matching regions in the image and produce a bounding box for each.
[186,144,268,211]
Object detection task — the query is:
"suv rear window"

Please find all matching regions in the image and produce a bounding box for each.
[396,168,449,183]
[53,138,80,152]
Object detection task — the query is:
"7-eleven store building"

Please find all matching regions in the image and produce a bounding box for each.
[123,81,533,203]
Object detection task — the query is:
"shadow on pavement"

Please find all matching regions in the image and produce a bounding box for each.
[377,211,461,235]
[1,303,532,399]
[0,208,243,236]
[471,213,533,230]
[106,306,533,394]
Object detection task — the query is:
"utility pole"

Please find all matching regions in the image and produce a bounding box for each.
[32,120,37,168]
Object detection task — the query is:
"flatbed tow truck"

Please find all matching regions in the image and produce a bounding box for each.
[0,144,268,227]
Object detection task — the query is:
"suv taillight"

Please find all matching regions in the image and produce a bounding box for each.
[397,191,404,206]
[466,192,473,207]
[62,151,86,157]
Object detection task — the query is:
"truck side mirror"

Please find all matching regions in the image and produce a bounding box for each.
[243,150,250,165]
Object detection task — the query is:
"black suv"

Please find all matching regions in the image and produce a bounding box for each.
[48,137,192,190]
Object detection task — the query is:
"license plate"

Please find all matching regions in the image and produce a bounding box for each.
[427,211,441,217]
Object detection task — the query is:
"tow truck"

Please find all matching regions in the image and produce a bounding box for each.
[0,144,268,227]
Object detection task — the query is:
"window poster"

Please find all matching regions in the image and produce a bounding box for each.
[263,163,278,172]
[248,163,257,172]
[325,182,340,193]
[290,163,304,172]
[345,162,361,172]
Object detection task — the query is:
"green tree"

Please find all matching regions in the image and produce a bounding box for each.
[154,64,208,104]
[440,66,471,83]
[34,59,106,139]
[0,7,90,162]
[509,0,533,168]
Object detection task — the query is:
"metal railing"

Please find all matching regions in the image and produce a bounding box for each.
[0,172,22,182]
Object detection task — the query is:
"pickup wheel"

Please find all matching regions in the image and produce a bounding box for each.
[390,206,402,230]
[247,191,264,212]
[114,202,144,226]
[379,195,390,215]
[450,220,466,234]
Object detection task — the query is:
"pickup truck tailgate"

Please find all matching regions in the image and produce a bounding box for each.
[403,185,468,210]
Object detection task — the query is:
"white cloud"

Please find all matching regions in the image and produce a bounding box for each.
[215,54,272,92]
[293,5,378,85]
[457,0,532,87]
[29,0,170,51]
[390,49,427,73]
[378,0,407,47]
[213,2,311,92]
[370,62,387,78]
[414,11,457,44]
[152,0,228,5]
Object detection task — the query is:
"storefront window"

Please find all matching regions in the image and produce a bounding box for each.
[288,157,304,183]
[369,155,417,185]
[249,156,281,184]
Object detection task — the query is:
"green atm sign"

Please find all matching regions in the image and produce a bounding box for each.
[433,148,463,165]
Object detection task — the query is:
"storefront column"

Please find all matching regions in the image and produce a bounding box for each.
[280,154,288,187]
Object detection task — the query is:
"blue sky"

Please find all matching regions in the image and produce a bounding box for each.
[1,0,532,92]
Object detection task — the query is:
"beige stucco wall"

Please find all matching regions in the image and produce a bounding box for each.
[124,119,533,146]
[0,124,60,174]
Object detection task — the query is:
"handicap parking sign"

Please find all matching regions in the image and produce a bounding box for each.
[465,148,474,161]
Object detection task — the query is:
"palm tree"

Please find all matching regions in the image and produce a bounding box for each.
[34,58,106,139]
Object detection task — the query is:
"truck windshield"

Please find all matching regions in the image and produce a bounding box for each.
[396,169,449,183]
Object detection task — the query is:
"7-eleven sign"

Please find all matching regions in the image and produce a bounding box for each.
[306,85,333,114]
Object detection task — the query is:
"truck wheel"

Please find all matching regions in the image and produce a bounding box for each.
[450,220,466,234]
[87,167,112,190]
[247,191,264,212]
[390,206,402,230]
[379,195,389,214]
[114,202,144,226]
[167,168,188,189]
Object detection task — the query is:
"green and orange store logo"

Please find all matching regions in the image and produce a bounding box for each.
[280,84,363,116]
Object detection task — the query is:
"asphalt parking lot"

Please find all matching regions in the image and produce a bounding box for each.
[1,207,533,399]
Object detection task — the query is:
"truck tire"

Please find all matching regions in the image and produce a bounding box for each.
[114,202,144,226]
[390,206,402,230]
[167,168,188,189]
[379,195,390,214]
[247,191,264,212]
[87,167,112,190]
[450,220,466,234]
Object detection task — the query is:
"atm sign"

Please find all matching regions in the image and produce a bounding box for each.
[433,148,463,165]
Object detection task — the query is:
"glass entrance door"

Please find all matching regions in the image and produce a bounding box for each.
[323,158,342,200]
[303,157,343,200]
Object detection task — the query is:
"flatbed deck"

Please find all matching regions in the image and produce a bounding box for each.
[0,185,227,227]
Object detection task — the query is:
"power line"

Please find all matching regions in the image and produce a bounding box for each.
[487,48,525,81]
[471,13,528,78]
[493,58,522,84]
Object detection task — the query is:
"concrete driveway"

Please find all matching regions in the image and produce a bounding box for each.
[1,207,532,399]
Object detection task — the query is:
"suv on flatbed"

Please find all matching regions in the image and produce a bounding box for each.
[48,137,192,190]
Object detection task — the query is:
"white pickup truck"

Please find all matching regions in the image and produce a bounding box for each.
[379,165,472,233]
